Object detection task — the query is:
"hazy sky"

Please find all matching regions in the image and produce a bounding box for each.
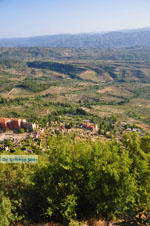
[0,0,150,38]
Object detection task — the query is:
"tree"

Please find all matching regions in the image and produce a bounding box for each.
[0,192,23,226]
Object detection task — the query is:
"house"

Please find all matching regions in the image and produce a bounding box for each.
[82,122,98,132]
[22,121,37,132]
[11,118,22,130]
[0,118,37,132]
[0,118,11,130]
[0,118,22,130]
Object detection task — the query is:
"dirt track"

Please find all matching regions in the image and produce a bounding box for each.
[0,131,29,142]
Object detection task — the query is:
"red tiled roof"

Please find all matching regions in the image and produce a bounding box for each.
[0,118,10,123]
[12,118,20,121]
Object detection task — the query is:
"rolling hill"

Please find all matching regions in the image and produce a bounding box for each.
[0,28,150,48]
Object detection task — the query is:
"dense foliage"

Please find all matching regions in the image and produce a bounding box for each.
[1,133,150,225]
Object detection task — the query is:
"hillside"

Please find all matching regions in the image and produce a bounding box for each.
[1,46,150,61]
[1,28,150,48]
[0,47,150,130]
[1,47,150,225]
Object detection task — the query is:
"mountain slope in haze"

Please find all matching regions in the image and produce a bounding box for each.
[1,47,150,61]
[0,28,150,48]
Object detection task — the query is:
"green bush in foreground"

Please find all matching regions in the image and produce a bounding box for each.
[0,133,150,225]
[0,192,24,226]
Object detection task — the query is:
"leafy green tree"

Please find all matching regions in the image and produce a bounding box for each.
[0,192,23,226]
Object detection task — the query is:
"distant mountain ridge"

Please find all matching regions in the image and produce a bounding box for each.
[0,28,150,48]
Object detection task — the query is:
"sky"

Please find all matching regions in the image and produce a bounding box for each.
[0,0,150,38]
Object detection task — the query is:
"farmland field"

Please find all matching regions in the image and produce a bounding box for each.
[0,47,150,133]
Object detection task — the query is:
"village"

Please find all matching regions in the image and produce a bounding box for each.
[0,116,100,151]
[0,115,145,154]
[0,117,99,140]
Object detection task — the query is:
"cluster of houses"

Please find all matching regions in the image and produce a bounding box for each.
[48,120,99,138]
[0,116,99,141]
[81,122,98,132]
[0,118,37,132]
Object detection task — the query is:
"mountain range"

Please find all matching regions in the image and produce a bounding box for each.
[0,28,150,48]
